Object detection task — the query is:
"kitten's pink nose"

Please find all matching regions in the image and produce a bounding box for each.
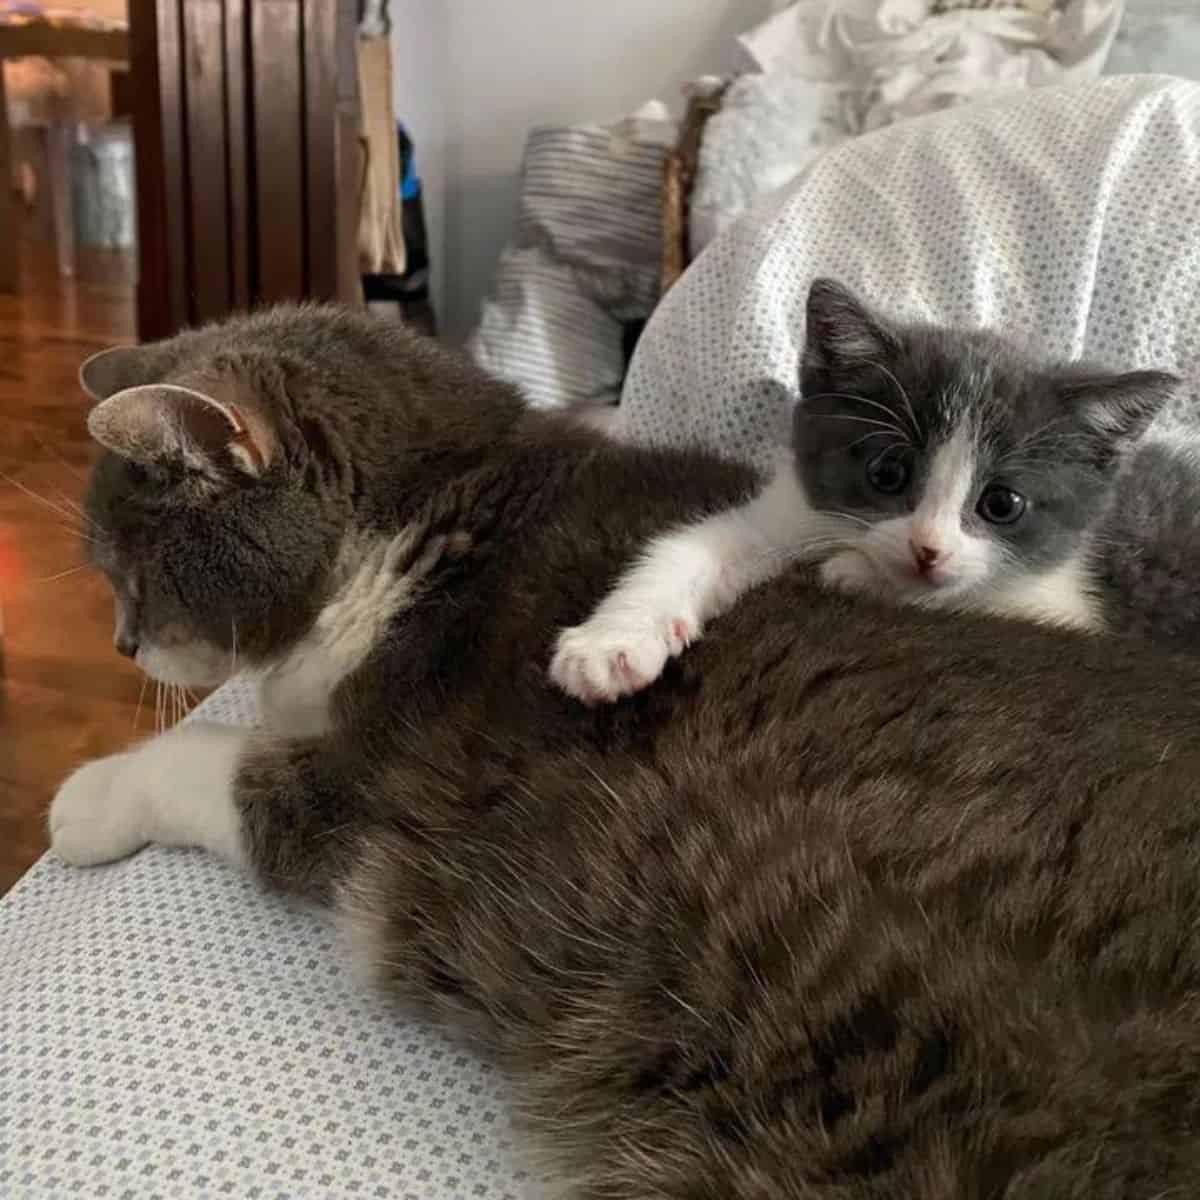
[911,543,941,575]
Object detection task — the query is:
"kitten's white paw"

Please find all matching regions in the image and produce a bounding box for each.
[820,550,879,596]
[549,613,697,703]
[49,753,148,867]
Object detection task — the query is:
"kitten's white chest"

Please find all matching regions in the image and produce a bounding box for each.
[258,527,443,737]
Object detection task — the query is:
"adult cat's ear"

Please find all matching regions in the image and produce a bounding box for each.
[87,384,274,477]
[79,345,152,402]
[1060,369,1180,448]
[803,278,898,377]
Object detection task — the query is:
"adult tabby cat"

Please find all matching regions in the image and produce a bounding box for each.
[53,307,1200,1198]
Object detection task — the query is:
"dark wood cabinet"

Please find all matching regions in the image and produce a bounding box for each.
[130,0,361,340]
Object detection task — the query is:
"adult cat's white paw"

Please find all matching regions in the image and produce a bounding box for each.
[49,723,251,869]
[49,753,148,867]
[549,613,697,703]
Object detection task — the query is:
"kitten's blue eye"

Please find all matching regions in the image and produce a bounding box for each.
[977,485,1026,525]
[866,449,910,495]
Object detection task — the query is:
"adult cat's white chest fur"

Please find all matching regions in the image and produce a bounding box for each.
[259,527,446,736]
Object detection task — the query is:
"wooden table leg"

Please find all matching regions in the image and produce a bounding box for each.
[0,63,18,293]
[46,121,76,279]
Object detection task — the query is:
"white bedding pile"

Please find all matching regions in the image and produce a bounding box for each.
[619,75,1200,471]
[691,0,1125,253]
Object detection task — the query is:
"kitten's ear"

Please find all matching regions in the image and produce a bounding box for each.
[1060,369,1179,447]
[79,345,153,402]
[87,384,274,477]
[803,278,898,376]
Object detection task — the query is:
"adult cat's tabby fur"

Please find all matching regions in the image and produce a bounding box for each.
[54,307,1200,1197]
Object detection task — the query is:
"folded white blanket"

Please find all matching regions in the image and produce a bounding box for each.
[618,75,1200,471]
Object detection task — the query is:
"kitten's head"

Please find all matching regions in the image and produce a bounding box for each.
[79,306,519,687]
[794,279,1179,606]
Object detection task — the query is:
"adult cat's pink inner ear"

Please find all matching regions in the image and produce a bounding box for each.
[86,383,273,477]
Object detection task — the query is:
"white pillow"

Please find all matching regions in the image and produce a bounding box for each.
[618,75,1200,470]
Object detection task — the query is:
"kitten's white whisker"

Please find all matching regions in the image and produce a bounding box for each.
[849,430,905,450]
[809,508,873,530]
[739,535,856,575]
[865,359,920,440]
[806,392,914,441]
[817,413,909,438]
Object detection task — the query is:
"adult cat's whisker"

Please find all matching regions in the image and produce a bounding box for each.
[133,674,149,732]
[31,432,88,484]
[50,486,97,528]
[36,563,91,584]
[56,520,102,546]
[0,468,94,531]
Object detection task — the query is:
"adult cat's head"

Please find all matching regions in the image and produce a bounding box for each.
[795,279,1179,607]
[79,306,522,687]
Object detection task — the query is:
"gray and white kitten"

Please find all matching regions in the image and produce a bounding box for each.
[551,278,1186,702]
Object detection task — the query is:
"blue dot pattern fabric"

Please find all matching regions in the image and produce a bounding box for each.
[0,677,532,1199]
[618,76,1200,472]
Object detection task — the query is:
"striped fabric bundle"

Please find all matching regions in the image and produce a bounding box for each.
[470,116,674,410]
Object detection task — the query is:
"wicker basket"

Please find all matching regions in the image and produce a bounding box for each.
[660,83,728,296]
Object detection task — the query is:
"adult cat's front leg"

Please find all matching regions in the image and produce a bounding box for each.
[50,725,371,904]
[49,724,252,868]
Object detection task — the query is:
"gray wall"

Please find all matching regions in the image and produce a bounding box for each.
[392,0,776,341]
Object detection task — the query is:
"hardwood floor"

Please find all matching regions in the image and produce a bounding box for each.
[0,245,141,894]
